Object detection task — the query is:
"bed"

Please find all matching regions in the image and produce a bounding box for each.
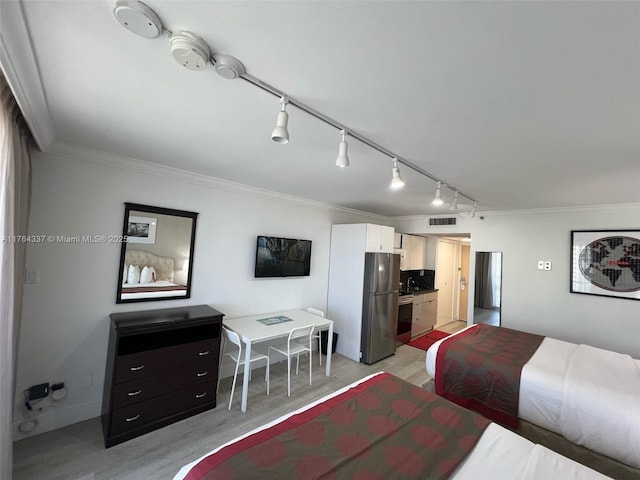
[121,250,187,300]
[174,372,611,480]
[425,324,640,478]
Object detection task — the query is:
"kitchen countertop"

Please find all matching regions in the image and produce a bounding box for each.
[400,288,438,296]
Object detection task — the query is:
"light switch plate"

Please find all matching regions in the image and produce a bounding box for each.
[537,261,544,270]
[25,270,39,284]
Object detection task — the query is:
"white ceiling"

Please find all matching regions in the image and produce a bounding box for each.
[1,0,639,217]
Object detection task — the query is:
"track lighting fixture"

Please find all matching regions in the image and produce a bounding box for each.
[335,130,349,168]
[271,97,289,144]
[432,182,444,206]
[469,202,478,217]
[389,158,405,190]
[449,191,459,211]
[111,2,479,210]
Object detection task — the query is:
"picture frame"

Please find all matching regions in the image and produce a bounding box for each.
[570,229,640,301]
[126,215,157,244]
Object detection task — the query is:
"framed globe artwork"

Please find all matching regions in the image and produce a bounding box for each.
[570,230,640,300]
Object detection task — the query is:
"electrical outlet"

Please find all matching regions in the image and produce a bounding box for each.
[26,383,49,401]
[537,260,544,270]
[544,261,552,271]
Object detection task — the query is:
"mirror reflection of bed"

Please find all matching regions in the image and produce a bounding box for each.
[121,250,187,300]
[117,204,198,303]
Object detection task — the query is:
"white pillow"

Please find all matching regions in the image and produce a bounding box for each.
[140,266,156,283]
[127,264,140,284]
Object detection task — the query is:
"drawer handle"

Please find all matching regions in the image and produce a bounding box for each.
[130,365,145,371]
[127,389,143,396]
[125,414,140,422]
[195,392,207,399]
[196,371,208,377]
[198,350,210,356]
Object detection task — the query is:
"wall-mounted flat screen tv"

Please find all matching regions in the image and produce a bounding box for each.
[255,236,312,278]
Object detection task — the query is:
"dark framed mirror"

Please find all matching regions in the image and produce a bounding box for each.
[116,203,198,303]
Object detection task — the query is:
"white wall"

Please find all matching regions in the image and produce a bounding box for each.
[14,147,385,438]
[17,147,640,439]
[393,207,640,359]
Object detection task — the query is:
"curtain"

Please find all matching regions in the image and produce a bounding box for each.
[475,252,502,310]
[475,252,495,309]
[490,252,502,309]
[0,71,32,480]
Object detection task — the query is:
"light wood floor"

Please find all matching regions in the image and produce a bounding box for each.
[12,324,465,480]
[473,307,500,326]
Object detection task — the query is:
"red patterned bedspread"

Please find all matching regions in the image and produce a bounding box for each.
[183,373,490,480]
[435,325,544,429]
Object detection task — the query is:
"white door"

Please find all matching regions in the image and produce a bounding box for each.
[436,239,456,326]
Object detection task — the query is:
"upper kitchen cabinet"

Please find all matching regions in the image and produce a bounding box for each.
[363,224,395,253]
[425,237,438,270]
[393,232,402,250]
[399,234,428,270]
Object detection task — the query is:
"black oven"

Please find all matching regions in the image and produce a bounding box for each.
[397,295,413,345]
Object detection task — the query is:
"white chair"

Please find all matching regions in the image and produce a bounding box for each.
[268,325,315,397]
[217,326,270,410]
[306,307,325,366]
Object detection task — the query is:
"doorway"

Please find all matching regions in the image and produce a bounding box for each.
[474,251,502,326]
[435,239,456,326]
[459,244,470,321]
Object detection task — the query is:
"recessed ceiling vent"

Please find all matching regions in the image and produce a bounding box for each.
[429,217,457,226]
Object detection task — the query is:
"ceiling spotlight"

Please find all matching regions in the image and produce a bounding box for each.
[271,97,289,144]
[449,191,459,211]
[336,130,349,168]
[389,158,405,190]
[469,202,478,217]
[432,181,444,206]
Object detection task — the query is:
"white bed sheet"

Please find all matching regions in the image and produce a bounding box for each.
[121,280,186,300]
[174,372,611,480]
[426,327,571,432]
[425,326,640,467]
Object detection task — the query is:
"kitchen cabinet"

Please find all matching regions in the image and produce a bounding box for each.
[400,234,428,270]
[393,232,402,249]
[364,223,394,253]
[425,237,438,270]
[411,291,438,339]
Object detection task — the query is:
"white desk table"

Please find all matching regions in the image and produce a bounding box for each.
[223,309,334,412]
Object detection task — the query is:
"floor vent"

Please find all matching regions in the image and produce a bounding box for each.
[429,217,457,226]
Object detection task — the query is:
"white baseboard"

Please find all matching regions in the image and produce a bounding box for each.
[12,398,101,441]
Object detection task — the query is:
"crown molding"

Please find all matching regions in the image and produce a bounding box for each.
[463,203,640,217]
[393,202,640,226]
[46,140,389,222]
[0,0,55,148]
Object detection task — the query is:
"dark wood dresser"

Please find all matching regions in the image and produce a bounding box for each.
[101,304,224,447]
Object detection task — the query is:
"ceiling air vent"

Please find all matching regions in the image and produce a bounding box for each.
[429,217,457,226]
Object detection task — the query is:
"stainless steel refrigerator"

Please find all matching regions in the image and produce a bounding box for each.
[360,253,400,364]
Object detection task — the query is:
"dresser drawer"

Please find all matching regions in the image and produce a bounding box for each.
[115,338,217,384]
[110,381,215,436]
[113,363,215,408]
